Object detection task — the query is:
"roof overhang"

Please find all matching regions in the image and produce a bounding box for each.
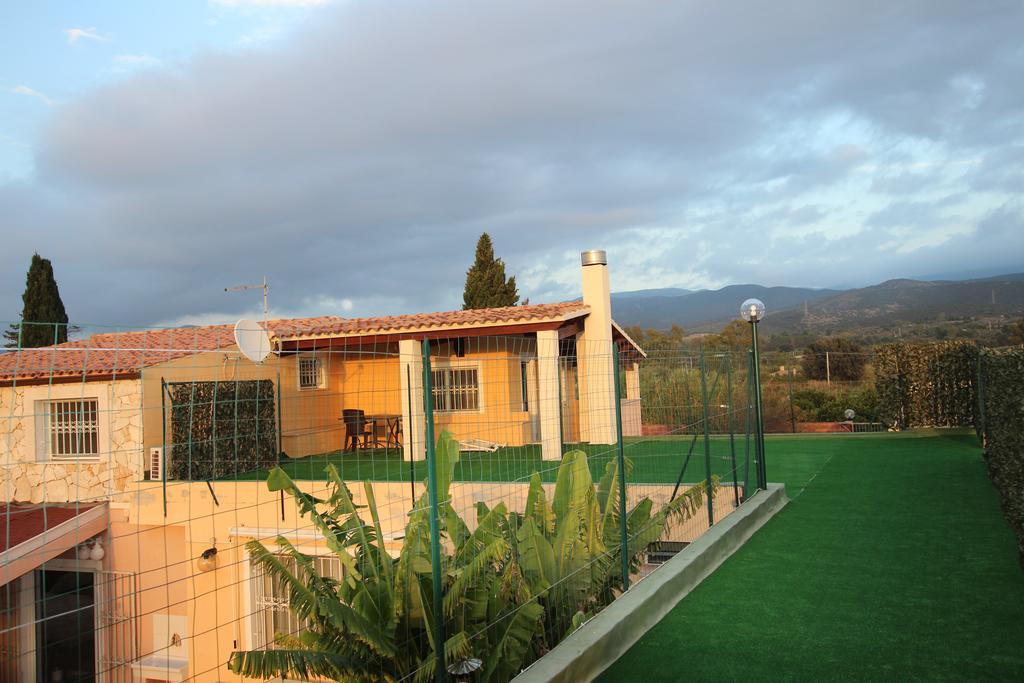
[612,321,647,359]
[0,503,109,586]
[276,315,590,351]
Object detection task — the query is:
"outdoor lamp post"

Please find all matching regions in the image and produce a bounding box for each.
[741,298,767,490]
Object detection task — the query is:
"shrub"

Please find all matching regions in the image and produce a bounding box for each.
[790,386,880,423]
[168,379,278,480]
[801,337,866,381]
[979,348,1024,568]
[873,341,977,428]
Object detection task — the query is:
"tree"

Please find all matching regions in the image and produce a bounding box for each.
[714,319,750,348]
[4,253,69,348]
[462,233,519,310]
[800,337,866,381]
[1007,318,1024,346]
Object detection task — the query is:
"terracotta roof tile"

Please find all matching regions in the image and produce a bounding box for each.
[0,325,236,382]
[265,302,589,340]
[0,303,591,383]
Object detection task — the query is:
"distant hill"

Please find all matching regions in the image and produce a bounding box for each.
[760,273,1024,334]
[610,285,839,329]
[611,273,1024,335]
[612,287,692,299]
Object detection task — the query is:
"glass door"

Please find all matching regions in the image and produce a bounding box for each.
[35,570,95,683]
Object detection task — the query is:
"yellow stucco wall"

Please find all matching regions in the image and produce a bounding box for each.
[108,474,725,682]
[140,338,543,464]
[430,336,534,447]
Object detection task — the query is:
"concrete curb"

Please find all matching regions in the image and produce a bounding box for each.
[513,483,789,683]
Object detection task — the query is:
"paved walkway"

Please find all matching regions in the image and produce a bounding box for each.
[600,431,1024,681]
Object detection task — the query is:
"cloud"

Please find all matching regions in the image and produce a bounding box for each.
[113,54,160,66]
[63,27,108,44]
[2,1,1022,327]
[9,85,56,107]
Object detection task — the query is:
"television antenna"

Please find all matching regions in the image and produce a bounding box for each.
[225,276,269,320]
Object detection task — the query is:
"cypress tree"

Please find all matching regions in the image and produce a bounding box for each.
[4,253,69,347]
[462,233,520,310]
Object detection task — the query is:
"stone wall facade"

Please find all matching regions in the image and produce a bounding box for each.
[1,379,143,503]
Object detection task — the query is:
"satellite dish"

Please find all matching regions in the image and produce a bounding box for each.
[234,319,273,363]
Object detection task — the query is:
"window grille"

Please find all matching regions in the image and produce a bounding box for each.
[46,399,99,458]
[96,570,138,683]
[431,367,479,412]
[297,356,323,390]
[251,554,343,650]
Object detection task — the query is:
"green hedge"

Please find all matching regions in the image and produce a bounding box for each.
[979,348,1024,567]
[873,341,977,428]
[169,380,278,480]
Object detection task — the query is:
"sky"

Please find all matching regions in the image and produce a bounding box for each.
[1,0,1022,329]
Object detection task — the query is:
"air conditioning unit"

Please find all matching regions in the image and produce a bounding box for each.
[148,447,164,481]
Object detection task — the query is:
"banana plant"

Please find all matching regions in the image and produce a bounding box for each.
[227,433,712,682]
[517,450,714,644]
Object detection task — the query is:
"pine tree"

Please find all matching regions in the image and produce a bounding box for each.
[462,233,520,309]
[4,253,69,348]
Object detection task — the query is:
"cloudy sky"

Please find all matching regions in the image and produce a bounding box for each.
[2,0,1022,329]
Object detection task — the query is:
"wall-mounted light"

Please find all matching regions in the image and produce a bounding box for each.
[78,539,104,561]
[447,658,483,682]
[197,540,218,572]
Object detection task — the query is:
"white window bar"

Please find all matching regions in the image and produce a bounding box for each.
[47,399,99,459]
[297,356,323,390]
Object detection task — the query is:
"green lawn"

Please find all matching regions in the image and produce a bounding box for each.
[599,430,1024,681]
[217,432,851,486]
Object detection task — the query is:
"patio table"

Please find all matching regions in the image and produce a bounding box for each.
[365,414,402,448]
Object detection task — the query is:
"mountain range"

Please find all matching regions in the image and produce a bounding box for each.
[611,273,1024,335]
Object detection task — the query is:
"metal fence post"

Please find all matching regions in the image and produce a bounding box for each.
[161,378,168,517]
[725,352,739,507]
[699,348,714,526]
[421,340,447,683]
[612,346,630,592]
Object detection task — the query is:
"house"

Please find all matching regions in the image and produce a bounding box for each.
[0,251,648,681]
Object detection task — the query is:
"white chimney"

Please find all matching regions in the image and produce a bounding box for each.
[577,250,617,444]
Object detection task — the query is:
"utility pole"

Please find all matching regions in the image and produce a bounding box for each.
[826,351,831,387]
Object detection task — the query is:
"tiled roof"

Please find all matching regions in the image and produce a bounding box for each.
[0,303,591,382]
[0,325,236,382]
[266,302,589,340]
[0,503,100,553]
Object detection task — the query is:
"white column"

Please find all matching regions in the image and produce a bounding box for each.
[626,361,640,400]
[399,339,425,461]
[536,330,562,461]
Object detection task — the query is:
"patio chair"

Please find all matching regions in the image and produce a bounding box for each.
[342,409,373,451]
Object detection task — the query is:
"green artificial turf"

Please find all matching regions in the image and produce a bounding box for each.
[214,433,846,486]
[599,430,1024,681]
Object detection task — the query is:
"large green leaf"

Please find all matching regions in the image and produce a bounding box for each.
[481,600,544,682]
[525,472,555,536]
[516,517,555,594]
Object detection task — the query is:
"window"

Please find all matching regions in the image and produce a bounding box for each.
[251,554,342,649]
[39,399,99,459]
[431,366,480,412]
[297,356,324,390]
